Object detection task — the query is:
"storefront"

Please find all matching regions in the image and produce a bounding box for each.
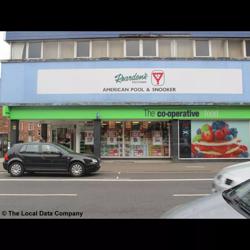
[4,105,250,160]
[2,59,250,160]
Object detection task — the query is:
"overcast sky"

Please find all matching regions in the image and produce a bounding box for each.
[0,31,11,75]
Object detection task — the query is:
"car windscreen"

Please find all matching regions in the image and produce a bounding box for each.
[223,180,250,217]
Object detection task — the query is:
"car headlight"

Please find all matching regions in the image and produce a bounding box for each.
[92,159,98,163]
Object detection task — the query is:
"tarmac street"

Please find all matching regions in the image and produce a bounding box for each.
[0,159,245,218]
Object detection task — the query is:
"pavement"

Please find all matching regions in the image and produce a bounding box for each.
[0,157,245,174]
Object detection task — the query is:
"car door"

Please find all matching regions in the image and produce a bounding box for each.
[19,144,43,171]
[41,144,68,171]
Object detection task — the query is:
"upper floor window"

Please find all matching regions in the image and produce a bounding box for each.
[176,39,193,57]
[28,42,42,59]
[92,40,107,58]
[59,40,74,59]
[228,40,243,58]
[158,39,172,57]
[126,40,140,57]
[195,40,210,57]
[142,40,156,56]
[211,39,226,57]
[11,42,26,59]
[43,41,58,59]
[109,40,124,57]
[245,40,250,57]
[76,40,90,57]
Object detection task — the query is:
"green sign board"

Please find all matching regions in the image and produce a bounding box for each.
[3,105,250,120]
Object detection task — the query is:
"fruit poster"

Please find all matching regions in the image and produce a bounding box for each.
[191,121,250,158]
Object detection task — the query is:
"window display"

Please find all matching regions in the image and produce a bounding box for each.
[101,122,123,157]
[101,121,170,158]
[80,122,94,154]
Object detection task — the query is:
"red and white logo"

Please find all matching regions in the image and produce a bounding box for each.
[151,70,165,86]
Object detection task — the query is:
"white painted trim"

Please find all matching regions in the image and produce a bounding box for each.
[243,40,246,58]
[208,40,212,57]
[26,42,29,59]
[107,40,109,57]
[192,40,196,57]
[58,41,62,58]
[57,41,60,59]
[89,40,92,58]
[171,40,176,57]
[139,39,143,57]
[156,39,159,57]
[10,42,12,59]
[73,41,77,58]
[244,40,250,58]
[225,40,229,57]
[41,41,44,59]
[124,40,127,57]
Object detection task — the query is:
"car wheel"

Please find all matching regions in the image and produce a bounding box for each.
[70,162,85,177]
[9,162,24,177]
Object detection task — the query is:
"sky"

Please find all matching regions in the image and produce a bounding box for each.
[0,31,11,75]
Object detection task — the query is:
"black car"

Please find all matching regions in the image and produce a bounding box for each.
[3,142,101,177]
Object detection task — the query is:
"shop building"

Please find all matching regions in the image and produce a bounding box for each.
[2,31,250,160]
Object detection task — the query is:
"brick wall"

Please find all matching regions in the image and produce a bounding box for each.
[0,107,10,135]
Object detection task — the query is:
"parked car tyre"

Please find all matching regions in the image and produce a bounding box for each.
[70,162,85,177]
[9,162,24,177]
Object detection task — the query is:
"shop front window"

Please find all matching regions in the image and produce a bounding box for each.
[124,121,170,157]
[79,122,94,154]
[101,121,170,158]
[54,127,75,150]
[101,121,123,157]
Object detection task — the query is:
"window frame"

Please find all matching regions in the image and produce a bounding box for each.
[91,39,108,58]
[108,39,125,58]
[175,39,194,58]
[194,39,211,57]
[58,40,75,59]
[142,39,157,57]
[27,41,43,59]
[42,40,59,59]
[125,39,141,57]
[244,40,250,58]
[75,40,91,58]
[228,39,244,59]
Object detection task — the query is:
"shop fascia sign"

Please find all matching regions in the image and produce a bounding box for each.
[37,68,242,94]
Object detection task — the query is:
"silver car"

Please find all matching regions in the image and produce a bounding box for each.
[212,161,250,192]
[161,179,250,218]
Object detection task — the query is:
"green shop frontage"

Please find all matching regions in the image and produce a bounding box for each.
[4,105,250,160]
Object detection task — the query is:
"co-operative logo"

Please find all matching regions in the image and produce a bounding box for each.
[151,70,165,86]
